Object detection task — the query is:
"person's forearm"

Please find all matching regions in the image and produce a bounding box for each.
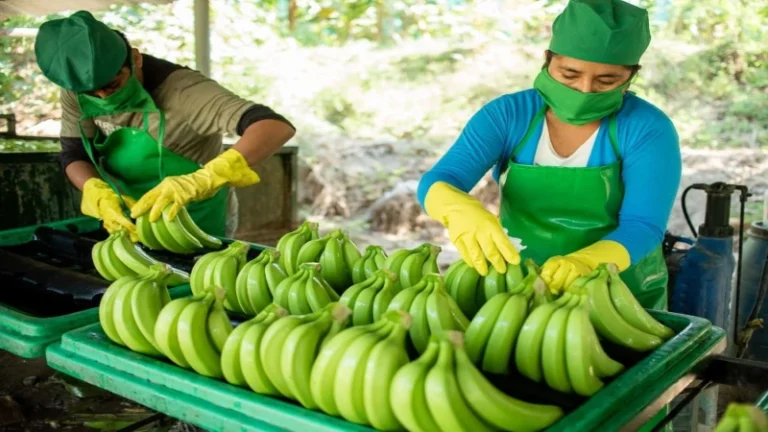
[232,119,296,166]
[65,161,101,190]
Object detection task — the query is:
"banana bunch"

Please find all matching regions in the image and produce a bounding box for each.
[273,263,341,314]
[293,229,361,294]
[257,302,352,407]
[154,288,233,378]
[310,309,412,430]
[220,304,289,394]
[715,403,768,432]
[234,249,287,316]
[463,270,540,374]
[189,241,250,313]
[351,245,388,285]
[387,273,469,354]
[92,229,189,286]
[571,263,674,352]
[276,221,320,275]
[444,258,526,319]
[340,268,398,326]
[384,243,442,291]
[137,206,222,254]
[515,291,624,396]
[99,264,173,356]
[391,331,564,432]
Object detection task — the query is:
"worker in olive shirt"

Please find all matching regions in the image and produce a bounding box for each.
[34,11,296,239]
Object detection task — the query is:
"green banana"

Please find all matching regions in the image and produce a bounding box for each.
[452,262,483,318]
[464,292,511,364]
[112,275,161,356]
[240,310,287,394]
[333,315,398,425]
[454,332,565,432]
[91,238,115,281]
[296,236,329,266]
[371,270,397,322]
[99,275,139,346]
[283,303,352,409]
[483,293,528,374]
[340,232,362,271]
[154,297,195,368]
[541,304,573,393]
[213,253,243,313]
[130,264,172,352]
[515,302,558,382]
[278,222,318,275]
[177,293,224,378]
[386,277,429,313]
[136,214,164,251]
[220,319,257,386]
[340,272,381,309]
[566,305,604,396]
[583,299,625,378]
[112,230,189,286]
[351,245,388,284]
[207,299,233,351]
[235,259,261,316]
[584,269,663,351]
[425,274,464,336]
[309,318,391,416]
[260,314,318,398]
[262,250,288,295]
[190,250,225,296]
[363,311,411,431]
[319,230,352,293]
[408,281,434,354]
[176,206,222,250]
[383,247,419,291]
[399,247,430,289]
[150,214,193,254]
[100,234,136,280]
[389,339,441,432]
[425,334,495,432]
[603,263,674,339]
[162,207,203,251]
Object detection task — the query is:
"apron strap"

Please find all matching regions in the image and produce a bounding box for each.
[77,119,130,210]
[608,113,621,161]
[511,106,548,159]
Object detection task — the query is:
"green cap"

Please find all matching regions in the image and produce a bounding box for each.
[549,0,651,66]
[34,11,127,92]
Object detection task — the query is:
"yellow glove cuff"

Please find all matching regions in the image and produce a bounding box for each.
[81,178,112,218]
[204,149,260,188]
[424,181,480,226]
[569,240,630,272]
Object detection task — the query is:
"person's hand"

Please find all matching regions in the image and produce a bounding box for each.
[424,181,520,276]
[81,178,138,241]
[131,149,259,222]
[541,240,631,292]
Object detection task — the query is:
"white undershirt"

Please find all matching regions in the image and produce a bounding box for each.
[533,118,599,167]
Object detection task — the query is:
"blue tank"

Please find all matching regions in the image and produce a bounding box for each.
[736,221,768,360]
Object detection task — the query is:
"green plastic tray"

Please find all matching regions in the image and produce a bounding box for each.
[46,312,722,432]
[0,217,201,358]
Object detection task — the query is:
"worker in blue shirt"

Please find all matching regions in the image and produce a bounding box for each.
[418,0,681,311]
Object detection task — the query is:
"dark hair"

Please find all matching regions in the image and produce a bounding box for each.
[113,30,133,69]
[544,50,641,76]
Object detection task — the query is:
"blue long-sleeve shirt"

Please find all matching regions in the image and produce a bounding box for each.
[417,89,682,264]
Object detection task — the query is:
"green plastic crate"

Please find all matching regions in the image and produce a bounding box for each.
[0,217,195,358]
[0,216,268,358]
[46,312,723,432]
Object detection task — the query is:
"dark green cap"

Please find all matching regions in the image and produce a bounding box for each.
[549,0,651,66]
[34,11,127,92]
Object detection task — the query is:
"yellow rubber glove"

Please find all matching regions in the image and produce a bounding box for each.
[425,181,520,276]
[130,149,259,222]
[81,178,138,241]
[541,240,631,292]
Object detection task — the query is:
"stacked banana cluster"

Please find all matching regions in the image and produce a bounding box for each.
[137,207,222,254]
[92,229,189,285]
[444,259,525,318]
[340,268,398,326]
[715,403,768,432]
[391,331,564,432]
[463,260,674,397]
[99,264,173,356]
[386,273,470,353]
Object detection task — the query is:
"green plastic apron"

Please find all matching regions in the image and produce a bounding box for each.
[499,107,668,311]
[76,77,227,237]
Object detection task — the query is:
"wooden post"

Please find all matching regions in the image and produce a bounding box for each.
[194,0,211,77]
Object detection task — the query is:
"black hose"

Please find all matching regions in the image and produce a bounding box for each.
[734,187,748,351]
[681,185,698,238]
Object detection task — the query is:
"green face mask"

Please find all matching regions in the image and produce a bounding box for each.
[77,71,154,116]
[533,68,631,125]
